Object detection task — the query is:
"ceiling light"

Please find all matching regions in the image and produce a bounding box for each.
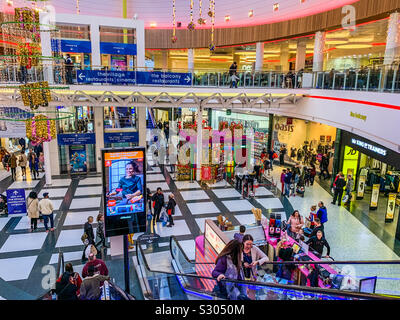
[273,3,279,11]
[300,0,306,2]
[248,10,254,17]
[325,40,348,45]
[336,44,372,49]
[225,15,230,22]
[149,22,157,28]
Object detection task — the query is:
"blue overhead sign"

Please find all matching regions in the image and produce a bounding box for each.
[104,132,139,144]
[57,133,96,145]
[100,42,137,55]
[76,70,192,86]
[52,39,92,54]
[7,189,27,215]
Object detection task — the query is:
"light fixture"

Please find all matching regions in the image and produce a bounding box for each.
[133,13,138,20]
[248,10,254,17]
[273,3,279,11]
[225,15,230,22]
[150,22,157,28]
[300,0,306,3]
[6,0,13,6]
[336,44,372,49]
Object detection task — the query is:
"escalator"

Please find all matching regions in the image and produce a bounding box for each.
[135,236,398,301]
[147,108,157,129]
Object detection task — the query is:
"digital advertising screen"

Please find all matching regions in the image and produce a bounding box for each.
[102,147,146,237]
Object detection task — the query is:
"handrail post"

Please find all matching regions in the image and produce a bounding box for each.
[366,68,371,91]
[392,67,398,93]
[354,71,359,90]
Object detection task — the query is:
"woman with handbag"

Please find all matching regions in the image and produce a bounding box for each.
[166,194,176,227]
[95,213,108,249]
[27,191,39,232]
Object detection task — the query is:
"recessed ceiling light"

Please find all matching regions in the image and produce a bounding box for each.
[273,3,279,11]
[225,15,230,22]
[248,10,254,17]
[150,22,157,28]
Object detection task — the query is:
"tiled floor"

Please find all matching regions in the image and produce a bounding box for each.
[174,181,201,190]
[39,188,68,198]
[69,197,101,210]
[78,177,102,185]
[147,182,170,192]
[0,232,48,253]
[255,197,284,210]
[212,188,241,198]
[56,229,96,248]
[0,256,37,281]
[187,202,220,215]
[145,174,166,182]
[180,190,209,201]
[221,199,255,212]
[74,186,103,196]
[63,211,100,226]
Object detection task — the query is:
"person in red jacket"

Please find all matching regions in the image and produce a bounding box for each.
[82,253,109,279]
[280,169,287,196]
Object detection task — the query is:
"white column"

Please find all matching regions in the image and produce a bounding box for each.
[94,107,104,173]
[188,48,194,71]
[196,106,203,181]
[39,13,54,84]
[255,42,264,72]
[384,12,400,65]
[313,31,326,72]
[90,23,101,68]
[43,141,52,185]
[280,43,289,72]
[135,20,146,70]
[137,107,147,148]
[295,40,307,71]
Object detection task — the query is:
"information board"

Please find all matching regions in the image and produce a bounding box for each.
[6,189,26,215]
[370,184,380,210]
[385,193,397,222]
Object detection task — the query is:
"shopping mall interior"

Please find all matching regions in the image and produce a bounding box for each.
[0,0,399,304]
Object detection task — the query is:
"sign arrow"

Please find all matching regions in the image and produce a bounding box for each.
[78,73,85,81]
[185,76,191,83]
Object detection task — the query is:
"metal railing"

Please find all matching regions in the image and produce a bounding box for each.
[1,63,400,93]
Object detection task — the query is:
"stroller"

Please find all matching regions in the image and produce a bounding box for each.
[296,176,305,197]
[0,194,7,216]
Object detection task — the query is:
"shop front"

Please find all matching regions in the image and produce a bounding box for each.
[339,131,400,238]
[100,42,137,71]
[103,106,138,148]
[52,39,92,69]
[271,115,337,173]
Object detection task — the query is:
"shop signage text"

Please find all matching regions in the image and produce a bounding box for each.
[104,132,139,144]
[274,123,294,132]
[351,138,387,156]
[57,133,96,145]
[350,111,367,122]
[7,189,26,215]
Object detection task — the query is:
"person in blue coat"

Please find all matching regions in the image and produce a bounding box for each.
[317,201,328,226]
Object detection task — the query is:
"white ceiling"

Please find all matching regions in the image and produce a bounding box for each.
[4,0,360,28]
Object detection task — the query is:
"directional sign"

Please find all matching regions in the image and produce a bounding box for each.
[137,71,192,86]
[57,133,96,145]
[76,70,137,85]
[7,189,26,215]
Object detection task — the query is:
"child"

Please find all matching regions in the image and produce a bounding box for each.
[308,205,318,229]
[230,72,239,88]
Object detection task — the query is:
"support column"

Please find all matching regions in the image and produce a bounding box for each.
[94,106,104,173]
[313,31,326,72]
[135,20,146,70]
[384,12,400,66]
[43,141,52,185]
[255,42,264,72]
[280,43,289,72]
[188,48,194,71]
[39,13,54,84]
[196,106,203,181]
[137,107,147,148]
[295,40,307,71]
[90,23,101,68]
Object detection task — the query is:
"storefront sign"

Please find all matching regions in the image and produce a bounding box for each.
[104,132,138,144]
[274,123,294,132]
[6,189,26,215]
[350,111,367,122]
[100,42,137,55]
[136,71,192,86]
[385,193,397,222]
[53,39,92,53]
[351,138,387,156]
[69,145,87,174]
[370,184,380,210]
[57,133,96,145]
[357,175,366,199]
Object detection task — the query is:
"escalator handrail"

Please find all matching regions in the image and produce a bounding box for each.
[138,237,395,300]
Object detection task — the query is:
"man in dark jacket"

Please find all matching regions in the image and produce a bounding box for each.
[283,169,292,197]
[84,216,95,245]
[152,187,165,225]
[79,265,110,300]
[55,271,78,300]
[306,230,330,258]
[332,173,346,206]
[309,218,325,238]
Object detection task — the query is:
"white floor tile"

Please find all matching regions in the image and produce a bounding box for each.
[180,190,209,201]
[195,218,210,233]
[0,217,11,232]
[78,177,102,186]
[254,187,274,196]
[235,214,258,226]
[49,251,83,264]
[56,229,96,248]
[39,188,68,198]
[0,233,48,253]
[177,239,196,261]
[63,211,99,227]
[74,186,103,196]
[48,179,71,187]
[174,181,201,190]
[256,198,284,210]
[147,167,161,173]
[147,182,170,192]
[146,174,166,182]
[0,256,37,281]
[222,199,255,212]
[69,197,101,210]
[153,220,191,237]
[208,180,228,188]
[187,202,220,215]
[8,180,39,190]
[212,188,241,198]
[14,214,58,230]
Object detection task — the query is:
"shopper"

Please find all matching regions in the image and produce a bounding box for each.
[279,145,286,165]
[95,213,107,249]
[65,54,74,84]
[331,173,346,206]
[283,168,292,197]
[309,165,316,186]
[82,252,109,278]
[212,239,248,300]
[280,169,287,196]
[28,149,37,180]
[317,201,328,226]
[233,225,246,243]
[287,210,304,239]
[319,154,330,180]
[344,175,354,206]
[19,152,27,178]
[309,218,325,238]
[306,230,331,258]
[27,191,39,232]
[307,205,318,229]
[84,216,95,245]
[166,193,176,227]
[38,192,55,232]
[152,187,165,224]
[230,72,239,88]
[229,61,237,76]
[268,149,275,171]
[39,152,45,171]
[55,263,82,300]
[8,153,18,181]
[79,265,110,300]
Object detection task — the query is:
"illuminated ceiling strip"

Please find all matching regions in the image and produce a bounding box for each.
[306,95,400,111]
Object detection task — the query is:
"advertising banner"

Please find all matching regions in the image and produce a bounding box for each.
[57,133,96,145]
[69,145,87,174]
[100,42,137,55]
[104,132,139,144]
[6,189,26,215]
[385,193,397,222]
[0,107,30,138]
[370,184,380,210]
[136,71,192,86]
[357,175,366,199]
[102,147,146,237]
[52,39,92,53]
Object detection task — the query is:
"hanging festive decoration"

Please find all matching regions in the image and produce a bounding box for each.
[20,81,51,110]
[208,0,215,51]
[197,0,206,25]
[26,114,56,146]
[171,0,177,43]
[16,41,41,68]
[187,0,195,30]
[14,7,39,32]
[76,0,80,14]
